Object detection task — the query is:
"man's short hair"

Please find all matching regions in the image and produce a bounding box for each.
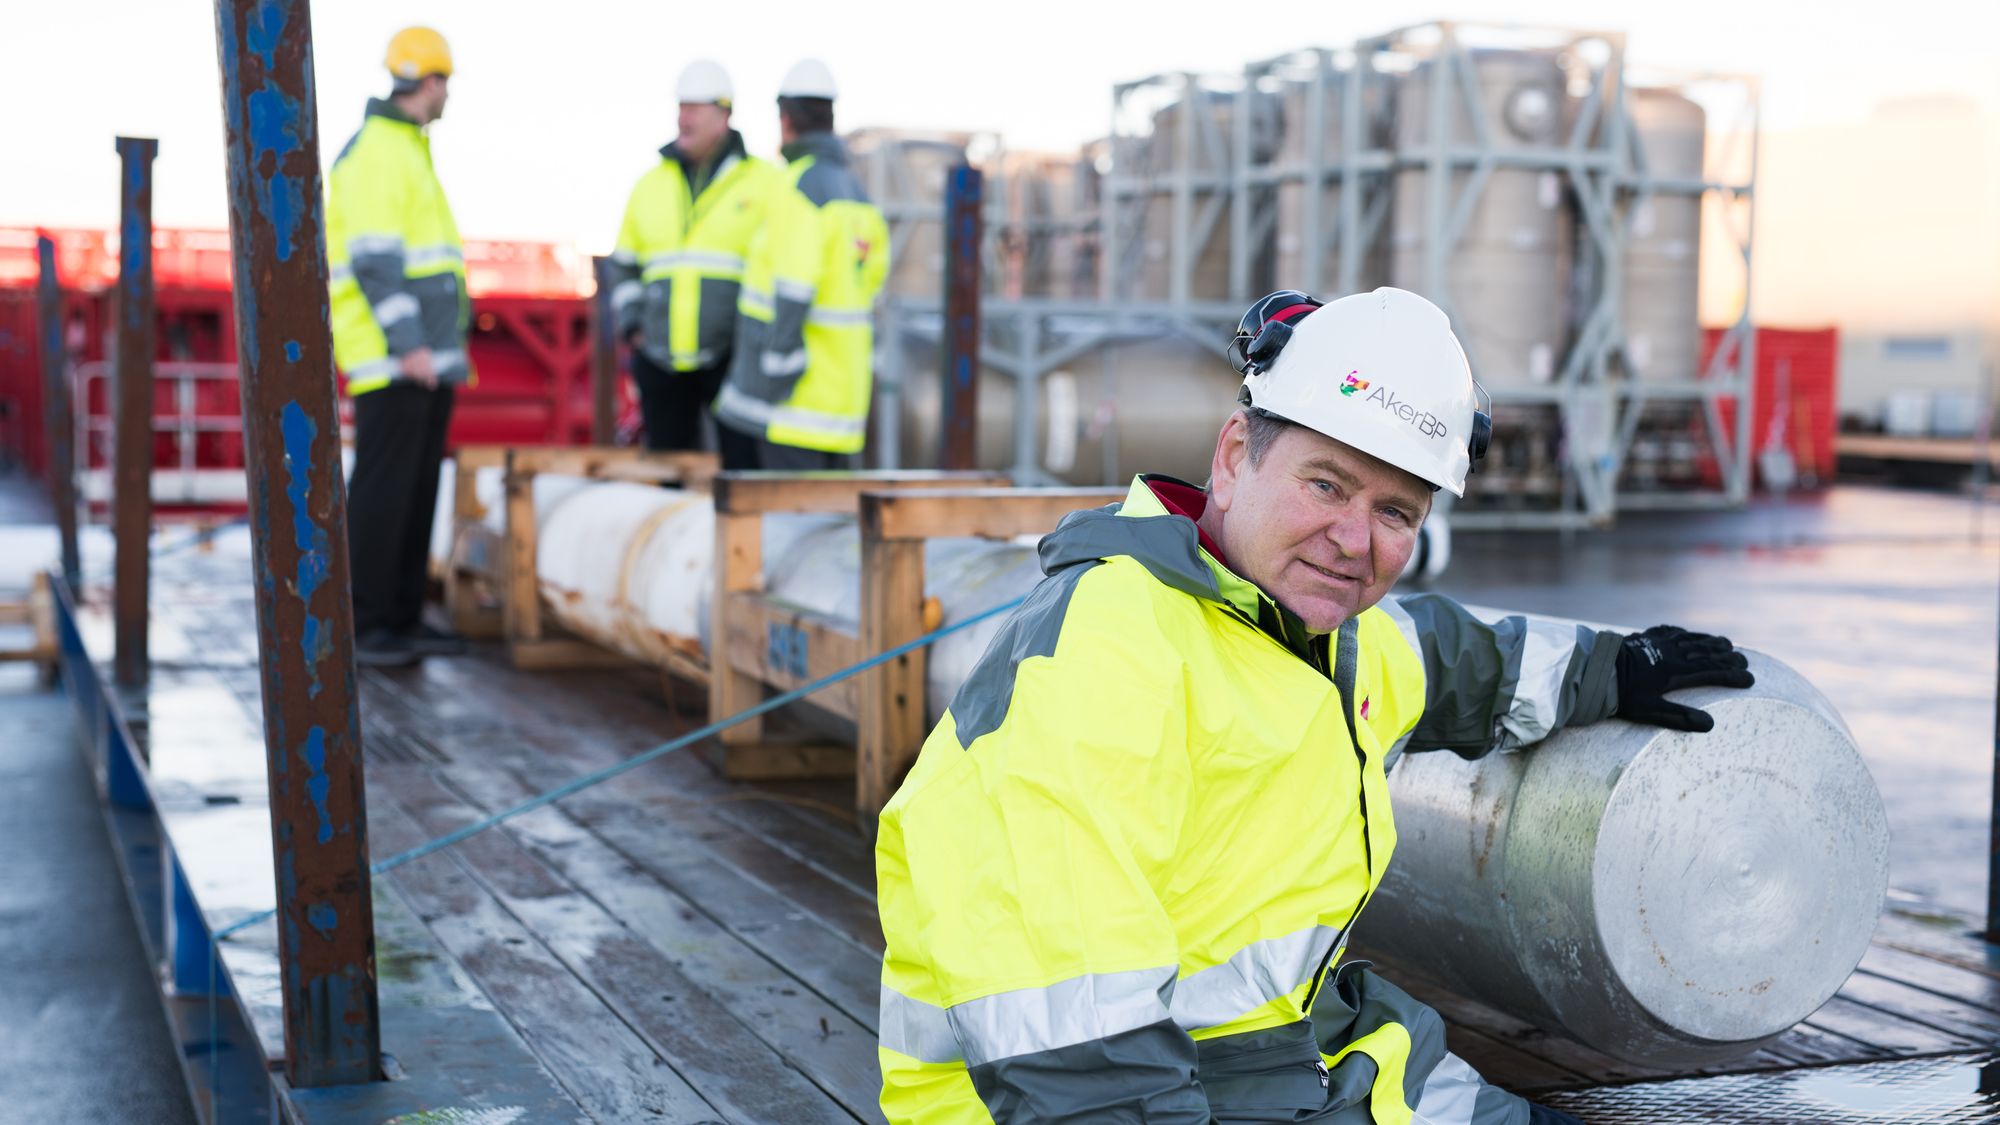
[1243,408,1296,468]
[778,96,835,135]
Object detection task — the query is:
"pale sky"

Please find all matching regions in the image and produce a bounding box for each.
[5,0,1996,242]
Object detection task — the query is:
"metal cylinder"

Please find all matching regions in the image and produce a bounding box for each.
[1392,50,1570,386]
[893,334,1238,484]
[1355,631,1887,1067]
[1623,88,1706,382]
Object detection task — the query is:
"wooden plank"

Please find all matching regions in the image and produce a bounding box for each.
[367,794,725,1123]
[378,765,858,1123]
[712,470,1010,516]
[1858,941,2000,1014]
[714,741,856,781]
[506,754,885,1027]
[1379,962,1681,1085]
[721,593,863,721]
[453,444,511,473]
[1440,1026,1596,1095]
[1836,433,2000,466]
[509,636,638,672]
[857,536,927,826]
[1756,1021,1897,1066]
[1798,993,1984,1055]
[509,446,717,485]
[593,457,720,490]
[713,512,766,750]
[431,762,886,1118]
[502,451,544,647]
[861,486,1126,543]
[1838,965,2000,1042]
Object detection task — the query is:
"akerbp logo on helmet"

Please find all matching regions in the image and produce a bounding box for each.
[1352,376,1449,440]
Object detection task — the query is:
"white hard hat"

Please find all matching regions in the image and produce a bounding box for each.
[676,59,734,107]
[1231,287,1489,497]
[778,58,838,100]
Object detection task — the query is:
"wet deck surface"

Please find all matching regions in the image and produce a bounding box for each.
[32,479,2000,1121]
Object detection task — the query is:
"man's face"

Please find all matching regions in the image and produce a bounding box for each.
[1206,413,1431,633]
[422,74,449,122]
[677,103,731,161]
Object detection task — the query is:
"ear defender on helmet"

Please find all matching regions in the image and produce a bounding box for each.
[1230,290,1323,404]
[1466,381,1493,475]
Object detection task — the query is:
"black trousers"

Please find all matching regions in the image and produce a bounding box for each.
[630,349,727,452]
[348,382,454,635]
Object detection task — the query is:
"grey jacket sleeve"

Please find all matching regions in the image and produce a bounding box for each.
[1381,593,1622,760]
[347,239,426,357]
[607,250,643,341]
[756,287,813,384]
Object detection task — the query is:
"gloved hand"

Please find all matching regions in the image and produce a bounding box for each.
[1614,625,1755,732]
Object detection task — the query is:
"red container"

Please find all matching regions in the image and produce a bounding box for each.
[0,226,625,508]
[1699,326,1841,489]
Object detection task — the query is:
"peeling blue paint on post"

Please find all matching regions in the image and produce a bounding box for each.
[216,0,380,1086]
[306,902,338,942]
[300,726,333,845]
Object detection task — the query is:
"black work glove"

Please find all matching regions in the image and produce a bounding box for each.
[1614,625,1755,733]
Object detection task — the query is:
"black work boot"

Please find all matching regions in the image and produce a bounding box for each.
[356,628,421,667]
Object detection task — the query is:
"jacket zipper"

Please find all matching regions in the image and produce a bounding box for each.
[1299,617,1374,1015]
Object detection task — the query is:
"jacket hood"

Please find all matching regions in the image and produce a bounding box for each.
[1038,475,1328,666]
[781,130,848,166]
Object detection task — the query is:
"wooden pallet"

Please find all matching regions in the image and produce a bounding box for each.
[0,572,58,676]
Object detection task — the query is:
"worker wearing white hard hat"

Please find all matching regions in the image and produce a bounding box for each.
[713,59,889,469]
[608,60,782,458]
[874,288,1754,1123]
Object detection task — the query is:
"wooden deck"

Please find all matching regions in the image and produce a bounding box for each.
[65,550,2000,1122]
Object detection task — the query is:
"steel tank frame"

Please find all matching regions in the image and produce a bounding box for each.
[867,22,1761,533]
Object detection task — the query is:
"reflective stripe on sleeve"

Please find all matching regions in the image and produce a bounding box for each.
[371,293,419,327]
[943,965,1177,1068]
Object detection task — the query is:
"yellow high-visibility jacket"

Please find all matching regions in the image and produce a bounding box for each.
[609,131,782,372]
[327,99,468,395]
[714,131,889,454]
[876,475,1622,1124]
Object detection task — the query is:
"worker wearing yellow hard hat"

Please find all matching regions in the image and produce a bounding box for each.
[608,60,784,458]
[327,26,468,667]
[876,289,1755,1123]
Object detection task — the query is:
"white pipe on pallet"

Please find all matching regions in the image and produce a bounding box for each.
[445,476,1886,1067]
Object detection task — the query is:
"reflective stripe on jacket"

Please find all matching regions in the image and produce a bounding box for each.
[715,131,889,454]
[609,131,781,372]
[875,475,1620,1123]
[327,99,468,395]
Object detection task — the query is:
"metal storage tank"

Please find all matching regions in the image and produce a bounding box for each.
[993,150,1100,300]
[1623,87,1706,382]
[1120,84,1280,303]
[893,333,1239,484]
[847,130,989,300]
[1391,50,1569,386]
[1273,71,1392,296]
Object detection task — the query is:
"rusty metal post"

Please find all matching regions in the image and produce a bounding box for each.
[114,137,159,687]
[591,254,617,445]
[939,164,983,470]
[213,0,380,1086]
[35,236,81,593]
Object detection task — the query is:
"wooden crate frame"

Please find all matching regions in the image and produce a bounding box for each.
[0,571,58,676]
[441,445,720,669]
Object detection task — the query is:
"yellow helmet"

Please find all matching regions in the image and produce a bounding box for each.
[385,26,452,82]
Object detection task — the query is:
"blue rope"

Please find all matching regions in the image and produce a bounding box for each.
[210,591,1028,942]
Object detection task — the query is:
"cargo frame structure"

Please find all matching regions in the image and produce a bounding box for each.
[871,21,1761,529]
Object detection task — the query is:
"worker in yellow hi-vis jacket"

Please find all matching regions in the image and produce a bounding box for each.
[327,26,468,668]
[608,60,782,459]
[876,288,1756,1124]
[714,58,889,470]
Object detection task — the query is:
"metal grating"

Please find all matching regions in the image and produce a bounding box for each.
[1538,1053,2000,1123]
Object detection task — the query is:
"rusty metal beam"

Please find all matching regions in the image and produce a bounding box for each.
[35,236,80,593]
[591,254,617,445]
[114,137,159,687]
[939,165,984,470]
[212,0,380,1086]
